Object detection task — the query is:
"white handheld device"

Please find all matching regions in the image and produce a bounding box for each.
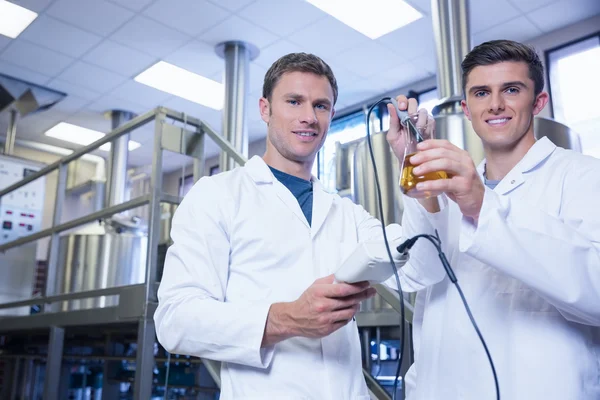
[334,241,409,284]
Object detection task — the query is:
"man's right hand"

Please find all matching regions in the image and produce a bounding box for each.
[261,275,376,347]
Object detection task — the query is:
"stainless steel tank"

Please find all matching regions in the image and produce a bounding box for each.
[352,132,404,225]
[58,215,147,311]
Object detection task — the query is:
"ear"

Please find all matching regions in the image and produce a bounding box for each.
[259,97,270,124]
[532,91,549,116]
[461,99,471,121]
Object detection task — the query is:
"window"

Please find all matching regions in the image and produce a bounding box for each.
[548,34,600,158]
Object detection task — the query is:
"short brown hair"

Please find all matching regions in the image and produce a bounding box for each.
[262,53,338,105]
[461,40,544,96]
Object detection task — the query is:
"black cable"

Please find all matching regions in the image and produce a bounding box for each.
[397,232,500,400]
[365,98,406,400]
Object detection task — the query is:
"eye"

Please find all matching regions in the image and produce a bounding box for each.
[315,103,329,110]
[505,87,520,94]
[474,91,488,98]
[287,99,299,105]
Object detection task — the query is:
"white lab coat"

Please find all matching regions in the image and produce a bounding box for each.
[397,137,600,400]
[155,155,408,400]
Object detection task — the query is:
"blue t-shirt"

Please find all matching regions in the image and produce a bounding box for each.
[269,166,313,226]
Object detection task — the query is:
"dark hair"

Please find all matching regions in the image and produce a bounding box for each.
[461,40,544,96]
[262,53,338,105]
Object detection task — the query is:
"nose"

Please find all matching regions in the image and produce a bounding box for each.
[488,91,505,113]
[299,104,318,125]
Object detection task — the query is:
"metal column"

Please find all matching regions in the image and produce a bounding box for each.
[215,41,258,172]
[42,327,65,400]
[432,0,470,108]
[105,110,135,207]
[3,110,17,155]
[431,0,484,162]
[133,111,165,400]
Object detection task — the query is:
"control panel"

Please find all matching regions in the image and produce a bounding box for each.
[0,155,46,245]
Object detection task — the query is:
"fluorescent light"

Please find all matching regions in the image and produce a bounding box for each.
[135,61,224,110]
[0,1,38,39]
[306,0,422,39]
[45,122,141,152]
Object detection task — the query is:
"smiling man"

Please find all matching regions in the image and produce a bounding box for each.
[385,40,600,399]
[154,53,416,399]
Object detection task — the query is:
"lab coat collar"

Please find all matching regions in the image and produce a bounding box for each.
[477,136,557,195]
[244,156,333,237]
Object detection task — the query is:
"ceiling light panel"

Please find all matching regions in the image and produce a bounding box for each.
[0,1,38,39]
[305,0,422,39]
[135,61,224,110]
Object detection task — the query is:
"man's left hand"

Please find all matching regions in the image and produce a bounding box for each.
[409,139,485,222]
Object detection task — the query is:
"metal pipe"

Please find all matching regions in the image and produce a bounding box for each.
[106,110,134,208]
[431,0,470,111]
[216,41,258,172]
[4,109,17,155]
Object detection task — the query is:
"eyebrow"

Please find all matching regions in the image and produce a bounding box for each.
[284,93,332,107]
[468,81,528,95]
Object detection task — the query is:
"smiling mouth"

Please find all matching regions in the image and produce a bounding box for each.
[293,131,317,137]
[486,117,511,125]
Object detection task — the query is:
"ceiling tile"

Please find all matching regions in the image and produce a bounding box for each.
[143,0,230,37]
[163,96,206,117]
[377,17,435,60]
[16,112,66,138]
[332,41,405,79]
[7,0,53,13]
[66,110,111,133]
[83,40,156,77]
[86,94,147,115]
[238,0,326,37]
[253,39,308,69]
[0,60,51,86]
[106,0,155,12]
[249,62,267,94]
[527,0,600,33]
[377,61,432,92]
[46,0,135,37]
[288,16,370,59]
[51,95,91,115]
[163,40,224,78]
[46,79,102,101]
[109,80,173,108]
[405,0,431,16]
[507,0,559,13]
[56,61,127,93]
[0,36,11,52]
[472,16,544,46]
[0,40,74,77]
[410,51,437,75]
[198,15,278,49]
[208,0,255,11]
[469,0,521,34]
[19,15,103,58]
[110,16,191,58]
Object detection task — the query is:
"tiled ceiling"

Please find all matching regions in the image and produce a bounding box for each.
[0,0,599,172]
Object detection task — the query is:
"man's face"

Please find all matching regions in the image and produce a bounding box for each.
[260,71,335,164]
[461,61,548,151]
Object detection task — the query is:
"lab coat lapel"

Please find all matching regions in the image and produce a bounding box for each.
[245,156,310,229]
[478,137,557,195]
[311,179,333,238]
